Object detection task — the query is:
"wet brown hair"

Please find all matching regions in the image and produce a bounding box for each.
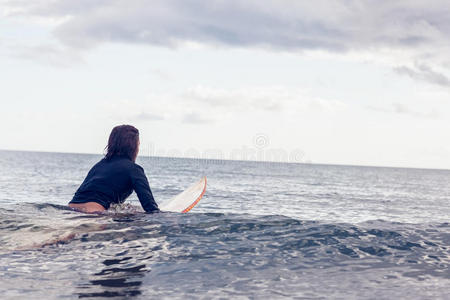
[105,125,139,162]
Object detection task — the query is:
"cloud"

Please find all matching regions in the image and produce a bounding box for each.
[101,85,344,126]
[134,112,165,121]
[102,99,168,123]
[394,64,450,87]
[5,43,84,67]
[367,102,439,119]
[183,85,344,114]
[184,85,285,111]
[5,1,450,58]
[150,68,173,81]
[5,0,450,85]
[181,112,213,124]
[392,103,439,119]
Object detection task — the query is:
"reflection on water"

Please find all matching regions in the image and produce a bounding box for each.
[2,204,449,299]
[0,151,450,298]
[78,255,146,298]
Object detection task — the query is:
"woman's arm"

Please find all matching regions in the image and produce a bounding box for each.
[130,165,160,213]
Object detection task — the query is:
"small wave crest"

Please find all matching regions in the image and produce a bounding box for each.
[1,206,449,298]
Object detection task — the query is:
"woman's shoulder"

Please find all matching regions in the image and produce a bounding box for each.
[102,155,146,172]
[118,157,145,172]
[131,161,145,173]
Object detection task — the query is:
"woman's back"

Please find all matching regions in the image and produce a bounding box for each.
[69,125,159,213]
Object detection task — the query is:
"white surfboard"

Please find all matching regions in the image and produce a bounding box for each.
[159,177,207,213]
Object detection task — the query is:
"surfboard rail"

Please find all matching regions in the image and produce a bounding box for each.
[181,177,207,213]
[159,176,207,213]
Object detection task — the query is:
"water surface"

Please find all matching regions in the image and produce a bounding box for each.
[0,150,449,298]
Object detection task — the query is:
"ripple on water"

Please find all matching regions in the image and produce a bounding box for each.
[1,204,449,298]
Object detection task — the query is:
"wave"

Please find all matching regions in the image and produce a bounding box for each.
[1,203,448,276]
[1,203,449,299]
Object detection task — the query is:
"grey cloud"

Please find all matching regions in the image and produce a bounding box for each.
[5,43,83,67]
[367,103,439,119]
[182,85,345,114]
[150,69,173,81]
[394,64,450,87]
[134,112,165,121]
[181,112,213,124]
[393,102,439,119]
[8,0,450,55]
[183,86,286,112]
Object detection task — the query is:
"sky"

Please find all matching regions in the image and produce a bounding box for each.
[1,0,450,169]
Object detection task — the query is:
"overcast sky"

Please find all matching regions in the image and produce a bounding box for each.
[1,0,450,169]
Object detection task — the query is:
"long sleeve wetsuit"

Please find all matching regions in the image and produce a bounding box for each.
[70,155,159,213]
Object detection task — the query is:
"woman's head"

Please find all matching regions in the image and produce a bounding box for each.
[105,125,140,161]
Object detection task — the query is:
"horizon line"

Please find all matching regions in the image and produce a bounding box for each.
[0,148,449,172]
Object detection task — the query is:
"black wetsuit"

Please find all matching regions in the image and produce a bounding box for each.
[70,155,159,213]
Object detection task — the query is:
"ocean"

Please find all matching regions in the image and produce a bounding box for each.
[0,150,448,299]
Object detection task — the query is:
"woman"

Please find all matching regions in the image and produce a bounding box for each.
[69,125,160,213]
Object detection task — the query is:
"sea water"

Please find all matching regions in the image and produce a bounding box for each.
[0,150,448,299]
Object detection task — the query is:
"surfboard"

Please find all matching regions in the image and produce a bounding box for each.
[159,177,207,213]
